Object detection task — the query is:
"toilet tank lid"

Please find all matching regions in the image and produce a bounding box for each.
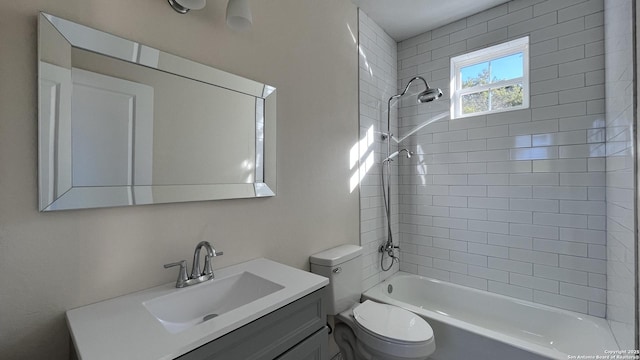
[309,244,362,266]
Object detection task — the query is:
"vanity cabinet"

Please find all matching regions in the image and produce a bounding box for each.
[176,288,327,360]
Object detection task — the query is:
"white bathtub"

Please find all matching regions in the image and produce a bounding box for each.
[362,272,619,360]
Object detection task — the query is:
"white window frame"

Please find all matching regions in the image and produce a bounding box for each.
[450,36,530,119]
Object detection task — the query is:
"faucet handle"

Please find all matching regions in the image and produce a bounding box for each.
[202,250,222,277]
[164,260,189,288]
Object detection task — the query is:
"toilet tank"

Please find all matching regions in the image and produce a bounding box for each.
[309,244,362,315]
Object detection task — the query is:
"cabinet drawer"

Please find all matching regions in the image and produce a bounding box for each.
[276,327,328,360]
[177,288,325,360]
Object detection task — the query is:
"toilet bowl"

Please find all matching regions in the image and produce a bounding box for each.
[335,300,435,360]
[309,245,436,360]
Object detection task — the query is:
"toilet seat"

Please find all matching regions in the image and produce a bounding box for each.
[352,300,435,359]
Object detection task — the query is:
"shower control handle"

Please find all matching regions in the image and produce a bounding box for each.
[379,243,400,253]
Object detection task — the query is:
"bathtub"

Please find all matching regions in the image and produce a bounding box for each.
[362,272,619,360]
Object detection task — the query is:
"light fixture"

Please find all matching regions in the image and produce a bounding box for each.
[167,0,253,31]
[226,0,252,31]
[168,0,206,14]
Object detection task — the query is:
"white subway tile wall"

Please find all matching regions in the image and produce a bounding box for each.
[358,10,400,291]
[395,0,608,317]
[604,0,636,350]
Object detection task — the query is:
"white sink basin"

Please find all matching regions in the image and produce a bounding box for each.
[66,258,328,360]
[143,271,284,333]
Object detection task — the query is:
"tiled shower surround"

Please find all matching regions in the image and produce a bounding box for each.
[358,10,400,290]
[394,0,608,317]
[604,0,636,349]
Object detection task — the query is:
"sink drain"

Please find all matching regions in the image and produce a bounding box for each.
[203,314,219,322]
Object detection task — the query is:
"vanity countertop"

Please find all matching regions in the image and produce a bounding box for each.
[66,258,328,360]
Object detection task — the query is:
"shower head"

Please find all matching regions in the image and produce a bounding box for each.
[418,87,443,103]
[391,76,443,105]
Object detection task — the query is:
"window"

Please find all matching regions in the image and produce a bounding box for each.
[450,36,529,119]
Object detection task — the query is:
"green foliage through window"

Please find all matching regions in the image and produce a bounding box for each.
[451,37,529,119]
[461,66,524,114]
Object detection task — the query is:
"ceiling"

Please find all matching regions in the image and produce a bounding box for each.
[351,0,512,41]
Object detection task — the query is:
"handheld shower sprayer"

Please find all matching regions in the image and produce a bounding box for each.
[383,148,414,163]
[402,148,413,159]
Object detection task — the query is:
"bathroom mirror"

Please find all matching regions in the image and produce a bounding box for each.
[38,13,276,211]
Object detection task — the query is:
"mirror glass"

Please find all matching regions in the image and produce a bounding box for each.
[38,13,276,211]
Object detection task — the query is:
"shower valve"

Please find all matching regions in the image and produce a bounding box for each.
[379,243,400,253]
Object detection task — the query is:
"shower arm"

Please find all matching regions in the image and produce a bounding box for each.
[397,76,430,99]
[383,76,431,140]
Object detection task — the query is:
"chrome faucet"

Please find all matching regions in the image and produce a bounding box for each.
[191,241,223,278]
[164,241,223,288]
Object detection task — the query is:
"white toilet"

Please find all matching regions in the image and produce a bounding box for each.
[310,245,435,360]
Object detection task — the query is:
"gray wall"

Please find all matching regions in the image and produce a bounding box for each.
[396,0,608,316]
[0,1,359,359]
[604,0,636,349]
